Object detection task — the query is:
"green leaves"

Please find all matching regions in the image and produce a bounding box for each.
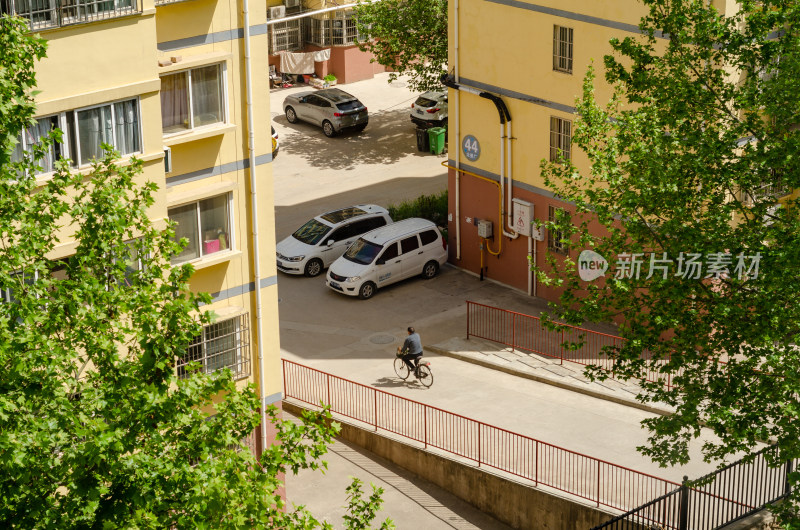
[353,0,447,92]
[539,1,800,524]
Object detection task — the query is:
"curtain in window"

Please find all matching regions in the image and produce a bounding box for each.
[168,203,200,264]
[77,105,113,165]
[199,194,230,255]
[11,117,59,174]
[191,65,223,127]
[113,99,140,155]
[161,73,189,134]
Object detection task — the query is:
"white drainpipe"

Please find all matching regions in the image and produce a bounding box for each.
[454,0,461,260]
[242,0,268,453]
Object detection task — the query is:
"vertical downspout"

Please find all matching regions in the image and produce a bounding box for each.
[242,0,268,453]
[454,0,461,260]
[506,120,514,231]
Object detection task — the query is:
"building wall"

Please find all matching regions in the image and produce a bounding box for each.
[29,0,282,452]
[446,0,730,300]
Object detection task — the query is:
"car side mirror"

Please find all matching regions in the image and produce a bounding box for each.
[326,239,334,247]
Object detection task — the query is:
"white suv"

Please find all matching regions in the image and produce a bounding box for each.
[276,205,392,277]
[326,218,448,299]
[410,91,448,128]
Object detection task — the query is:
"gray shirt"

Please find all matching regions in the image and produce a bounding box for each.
[402,332,422,355]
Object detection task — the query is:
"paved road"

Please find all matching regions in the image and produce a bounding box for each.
[269,73,721,523]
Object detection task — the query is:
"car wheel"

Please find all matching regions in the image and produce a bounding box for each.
[422,260,439,279]
[286,106,298,124]
[358,281,376,300]
[355,123,367,132]
[322,120,336,137]
[304,258,323,277]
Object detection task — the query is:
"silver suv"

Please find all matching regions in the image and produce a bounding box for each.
[283,88,369,137]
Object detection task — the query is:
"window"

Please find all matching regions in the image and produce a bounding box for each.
[308,10,366,47]
[269,19,303,53]
[11,115,64,175]
[553,25,573,74]
[177,314,251,380]
[161,64,225,135]
[379,242,399,262]
[400,236,420,254]
[420,230,439,246]
[550,116,572,162]
[547,205,569,255]
[1,0,140,31]
[168,194,232,264]
[71,99,141,166]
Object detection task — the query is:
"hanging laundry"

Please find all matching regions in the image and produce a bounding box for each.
[279,51,315,74]
[312,48,331,62]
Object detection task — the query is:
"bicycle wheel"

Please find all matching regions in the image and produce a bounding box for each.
[394,357,410,380]
[416,364,433,388]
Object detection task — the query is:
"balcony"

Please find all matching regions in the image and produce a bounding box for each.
[1,0,141,31]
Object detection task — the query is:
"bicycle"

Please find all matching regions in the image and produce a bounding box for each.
[394,350,433,388]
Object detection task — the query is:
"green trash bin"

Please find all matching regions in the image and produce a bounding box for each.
[428,127,446,155]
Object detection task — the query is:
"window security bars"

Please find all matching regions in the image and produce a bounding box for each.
[553,25,573,74]
[177,314,251,381]
[308,10,365,47]
[2,0,140,31]
[547,205,569,255]
[742,168,792,207]
[269,18,304,53]
[549,116,572,162]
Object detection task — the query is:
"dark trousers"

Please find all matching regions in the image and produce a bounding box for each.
[402,352,422,372]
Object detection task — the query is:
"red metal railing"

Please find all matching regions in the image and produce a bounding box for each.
[282,359,679,512]
[466,301,674,387]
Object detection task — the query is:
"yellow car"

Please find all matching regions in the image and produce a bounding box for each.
[271,125,279,159]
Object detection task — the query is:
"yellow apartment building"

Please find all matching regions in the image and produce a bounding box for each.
[4,0,281,454]
[445,0,744,302]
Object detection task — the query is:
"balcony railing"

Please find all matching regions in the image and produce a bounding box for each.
[2,0,140,31]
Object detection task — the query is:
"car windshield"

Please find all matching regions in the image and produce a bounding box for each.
[344,239,383,265]
[292,218,332,245]
[336,100,363,111]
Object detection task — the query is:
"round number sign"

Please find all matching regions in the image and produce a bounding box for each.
[462,135,480,162]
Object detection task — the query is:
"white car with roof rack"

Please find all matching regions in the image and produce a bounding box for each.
[326,218,448,299]
[276,205,392,277]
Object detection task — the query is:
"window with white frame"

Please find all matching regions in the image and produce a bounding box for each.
[547,205,569,255]
[160,64,226,135]
[553,25,573,74]
[549,116,572,162]
[168,193,233,264]
[177,314,251,380]
[10,115,65,175]
[308,10,365,47]
[68,98,141,166]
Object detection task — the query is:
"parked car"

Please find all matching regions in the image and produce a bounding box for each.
[271,125,279,159]
[276,204,392,277]
[283,88,368,137]
[326,218,448,300]
[410,91,448,128]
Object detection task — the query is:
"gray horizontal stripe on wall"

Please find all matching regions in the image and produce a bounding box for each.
[206,274,278,304]
[447,160,574,203]
[264,391,283,406]
[158,24,269,52]
[483,0,667,39]
[458,76,577,115]
[166,153,272,187]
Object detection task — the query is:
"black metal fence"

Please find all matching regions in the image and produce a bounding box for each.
[592,445,797,530]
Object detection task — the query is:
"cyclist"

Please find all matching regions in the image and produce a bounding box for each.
[397,326,423,376]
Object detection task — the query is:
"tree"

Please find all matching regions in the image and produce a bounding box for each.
[0,15,393,529]
[538,0,800,522]
[354,0,447,92]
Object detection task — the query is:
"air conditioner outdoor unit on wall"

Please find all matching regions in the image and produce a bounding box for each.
[284,0,300,8]
[268,6,285,19]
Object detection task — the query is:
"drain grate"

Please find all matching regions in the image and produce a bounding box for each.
[369,334,395,344]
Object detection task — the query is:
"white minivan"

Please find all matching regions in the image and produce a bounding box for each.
[326,218,448,299]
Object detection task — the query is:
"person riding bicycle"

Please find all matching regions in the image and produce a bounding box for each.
[397,327,423,376]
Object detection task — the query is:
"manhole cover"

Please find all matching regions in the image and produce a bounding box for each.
[370,334,395,344]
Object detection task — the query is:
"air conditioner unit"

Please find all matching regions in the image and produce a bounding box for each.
[284,0,300,8]
[268,5,285,19]
[163,146,172,174]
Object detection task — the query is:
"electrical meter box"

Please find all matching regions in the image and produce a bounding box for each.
[477,219,493,239]
[512,198,533,237]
